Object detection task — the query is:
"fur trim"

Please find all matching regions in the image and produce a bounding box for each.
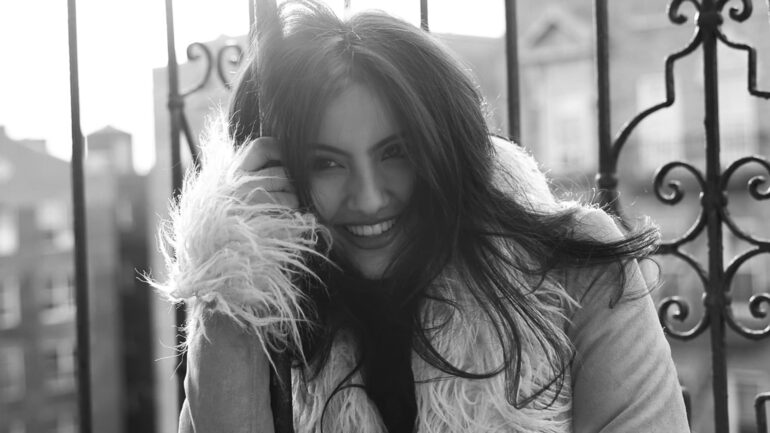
[491,136,572,214]
[148,119,327,363]
[291,273,574,433]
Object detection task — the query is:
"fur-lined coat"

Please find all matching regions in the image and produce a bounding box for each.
[152,133,689,433]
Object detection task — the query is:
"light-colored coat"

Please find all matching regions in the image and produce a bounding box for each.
[151,129,690,433]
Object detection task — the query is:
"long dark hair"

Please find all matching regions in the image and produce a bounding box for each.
[228,0,658,414]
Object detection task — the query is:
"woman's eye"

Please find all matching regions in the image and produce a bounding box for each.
[382,142,406,159]
[312,158,342,170]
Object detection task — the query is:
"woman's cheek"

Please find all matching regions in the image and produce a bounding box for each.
[384,161,417,202]
[309,175,346,222]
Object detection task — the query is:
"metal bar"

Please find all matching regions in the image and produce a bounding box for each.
[250,2,291,430]
[592,0,619,214]
[420,0,429,31]
[271,351,294,433]
[700,0,729,430]
[164,0,187,411]
[181,113,202,164]
[504,0,521,144]
[249,0,256,32]
[66,1,92,432]
[758,392,770,433]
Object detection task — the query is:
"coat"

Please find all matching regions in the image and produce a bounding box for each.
[151,129,690,433]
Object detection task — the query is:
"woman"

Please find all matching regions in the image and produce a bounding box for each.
[154,1,689,432]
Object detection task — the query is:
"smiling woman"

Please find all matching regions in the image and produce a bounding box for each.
[151,1,690,432]
[310,84,416,279]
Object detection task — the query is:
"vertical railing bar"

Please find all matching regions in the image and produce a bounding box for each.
[249,0,257,33]
[181,114,202,164]
[757,393,769,433]
[592,0,619,215]
[701,0,729,430]
[250,2,292,431]
[164,0,188,411]
[66,1,92,432]
[504,0,521,144]
[420,0,429,31]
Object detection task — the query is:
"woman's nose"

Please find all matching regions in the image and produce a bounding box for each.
[348,165,389,215]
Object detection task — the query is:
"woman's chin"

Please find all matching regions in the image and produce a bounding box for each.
[350,257,390,280]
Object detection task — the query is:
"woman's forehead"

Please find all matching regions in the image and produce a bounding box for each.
[314,83,401,153]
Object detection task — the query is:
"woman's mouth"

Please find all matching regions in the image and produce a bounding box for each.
[344,218,396,237]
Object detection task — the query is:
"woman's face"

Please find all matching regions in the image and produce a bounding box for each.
[309,83,416,279]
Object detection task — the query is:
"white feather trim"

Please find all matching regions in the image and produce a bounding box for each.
[148,119,327,363]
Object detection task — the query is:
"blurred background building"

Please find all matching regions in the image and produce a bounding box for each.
[0,126,154,433]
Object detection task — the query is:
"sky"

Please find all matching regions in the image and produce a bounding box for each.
[0,0,505,174]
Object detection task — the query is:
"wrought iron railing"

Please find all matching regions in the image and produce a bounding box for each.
[66,0,92,432]
[593,1,770,431]
[62,0,770,432]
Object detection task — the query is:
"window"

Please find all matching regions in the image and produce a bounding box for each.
[636,74,684,171]
[720,72,757,166]
[538,62,595,173]
[729,370,770,433]
[1,420,25,433]
[0,345,25,401]
[35,200,73,251]
[0,276,21,328]
[0,155,14,183]
[55,412,77,433]
[39,270,75,324]
[41,339,75,392]
[116,199,134,230]
[0,207,18,256]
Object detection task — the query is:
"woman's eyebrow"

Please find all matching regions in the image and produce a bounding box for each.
[311,143,348,156]
[372,133,403,151]
[311,133,403,155]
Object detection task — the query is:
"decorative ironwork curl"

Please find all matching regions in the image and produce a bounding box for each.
[721,155,770,200]
[612,30,702,160]
[652,161,708,250]
[715,30,770,98]
[656,251,710,340]
[669,0,702,24]
[723,248,770,339]
[217,43,244,89]
[749,293,770,319]
[653,161,706,205]
[181,42,213,97]
[716,0,753,22]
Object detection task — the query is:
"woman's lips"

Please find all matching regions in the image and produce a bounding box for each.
[335,216,401,250]
[344,218,396,237]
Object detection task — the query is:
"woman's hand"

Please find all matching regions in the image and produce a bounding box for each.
[236,137,299,209]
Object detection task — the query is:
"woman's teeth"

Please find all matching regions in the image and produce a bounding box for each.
[345,219,396,237]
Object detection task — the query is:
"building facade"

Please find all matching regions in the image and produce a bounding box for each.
[0,126,154,433]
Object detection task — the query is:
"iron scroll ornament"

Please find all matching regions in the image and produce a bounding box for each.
[603,0,770,341]
[181,41,244,97]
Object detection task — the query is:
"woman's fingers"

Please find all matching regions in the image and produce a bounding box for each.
[233,141,299,208]
[245,167,294,192]
[237,137,282,172]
